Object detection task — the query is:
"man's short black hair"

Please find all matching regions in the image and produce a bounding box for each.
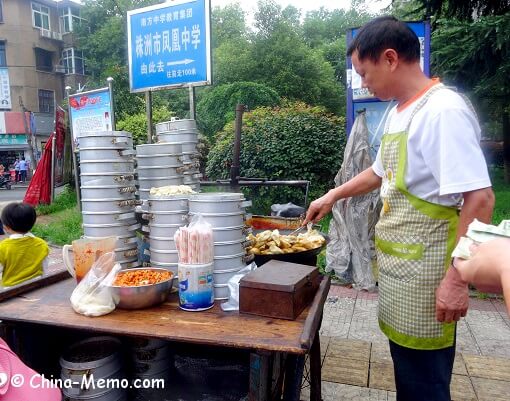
[347,16,420,63]
[1,202,37,233]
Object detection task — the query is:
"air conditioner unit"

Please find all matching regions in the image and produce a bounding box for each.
[51,31,63,41]
[54,64,66,74]
[40,29,51,38]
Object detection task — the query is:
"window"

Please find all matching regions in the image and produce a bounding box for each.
[59,5,84,33]
[32,2,50,30]
[62,48,85,75]
[38,90,54,114]
[0,42,6,67]
[0,1,4,23]
[35,47,53,72]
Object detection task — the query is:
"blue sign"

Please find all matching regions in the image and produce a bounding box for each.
[127,0,211,92]
[68,88,113,146]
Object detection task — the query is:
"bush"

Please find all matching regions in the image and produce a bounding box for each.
[206,102,346,214]
[36,185,77,215]
[196,82,281,138]
[116,107,174,145]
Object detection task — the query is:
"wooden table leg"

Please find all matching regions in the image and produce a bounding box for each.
[249,351,271,401]
[282,354,305,401]
[309,327,322,401]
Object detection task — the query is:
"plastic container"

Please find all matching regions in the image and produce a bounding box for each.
[178,262,214,311]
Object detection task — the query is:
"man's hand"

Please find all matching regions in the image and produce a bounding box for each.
[303,190,336,225]
[436,265,469,323]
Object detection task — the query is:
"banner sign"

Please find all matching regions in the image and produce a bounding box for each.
[68,88,113,146]
[0,68,11,109]
[127,0,211,92]
[0,134,28,145]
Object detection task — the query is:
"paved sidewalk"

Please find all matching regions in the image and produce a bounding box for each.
[300,285,510,401]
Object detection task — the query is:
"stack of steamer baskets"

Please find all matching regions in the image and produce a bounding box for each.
[188,193,252,301]
[78,131,139,269]
[146,193,190,277]
[135,142,186,204]
[155,119,201,190]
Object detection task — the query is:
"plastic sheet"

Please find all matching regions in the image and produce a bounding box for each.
[326,112,380,290]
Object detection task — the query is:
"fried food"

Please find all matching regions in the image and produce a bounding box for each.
[246,229,325,256]
[113,269,173,286]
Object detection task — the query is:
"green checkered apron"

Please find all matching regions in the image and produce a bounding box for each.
[376,83,459,350]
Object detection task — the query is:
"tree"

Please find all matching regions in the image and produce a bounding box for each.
[196,82,281,137]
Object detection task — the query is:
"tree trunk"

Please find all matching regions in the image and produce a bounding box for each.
[503,109,510,183]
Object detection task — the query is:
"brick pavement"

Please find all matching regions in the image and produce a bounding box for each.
[300,284,510,401]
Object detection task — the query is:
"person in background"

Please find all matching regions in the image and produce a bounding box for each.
[18,157,28,182]
[455,238,510,311]
[303,16,494,401]
[0,202,49,287]
[13,159,19,182]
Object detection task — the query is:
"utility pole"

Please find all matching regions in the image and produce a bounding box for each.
[18,96,37,176]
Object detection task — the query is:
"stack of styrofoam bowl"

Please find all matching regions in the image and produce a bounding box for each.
[78,131,139,269]
[135,142,186,204]
[188,193,252,301]
[155,119,201,191]
[147,193,190,277]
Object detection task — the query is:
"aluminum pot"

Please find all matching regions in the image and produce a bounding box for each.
[213,239,247,258]
[149,236,176,251]
[213,284,229,300]
[137,176,183,190]
[115,245,139,260]
[148,223,182,239]
[181,142,198,153]
[79,147,135,161]
[189,193,251,214]
[78,134,133,150]
[81,198,141,213]
[82,222,140,238]
[136,142,183,156]
[149,249,179,264]
[213,252,247,270]
[118,258,139,269]
[189,212,248,228]
[213,266,244,285]
[148,196,189,212]
[150,261,178,276]
[82,211,136,226]
[80,173,135,187]
[136,165,185,178]
[81,185,137,200]
[146,211,188,225]
[156,119,197,133]
[156,131,197,143]
[181,152,200,165]
[84,234,138,249]
[212,226,249,243]
[136,154,183,168]
[80,160,135,174]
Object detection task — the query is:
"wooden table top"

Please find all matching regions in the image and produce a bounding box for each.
[0,275,330,354]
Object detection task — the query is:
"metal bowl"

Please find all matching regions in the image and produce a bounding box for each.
[109,267,175,309]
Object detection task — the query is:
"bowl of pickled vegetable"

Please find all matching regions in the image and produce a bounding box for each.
[109,267,175,309]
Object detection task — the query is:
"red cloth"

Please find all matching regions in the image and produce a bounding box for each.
[23,133,54,206]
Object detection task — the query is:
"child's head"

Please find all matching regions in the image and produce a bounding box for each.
[1,202,37,234]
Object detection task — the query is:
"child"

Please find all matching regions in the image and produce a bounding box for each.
[0,203,49,287]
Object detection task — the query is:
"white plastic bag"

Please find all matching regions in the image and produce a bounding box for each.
[221,262,258,312]
[70,252,121,317]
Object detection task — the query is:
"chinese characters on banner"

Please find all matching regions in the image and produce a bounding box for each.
[0,68,12,109]
[68,88,113,146]
[128,0,211,92]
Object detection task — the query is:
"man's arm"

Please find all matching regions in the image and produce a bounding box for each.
[436,187,495,323]
[303,167,382,224]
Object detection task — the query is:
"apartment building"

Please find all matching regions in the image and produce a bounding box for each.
[0,0,86,167]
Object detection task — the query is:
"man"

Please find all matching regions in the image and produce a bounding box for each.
[18,157,27,182]
[304,16,494,401]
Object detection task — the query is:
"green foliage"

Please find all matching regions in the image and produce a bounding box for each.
[116,107,174,144]
[211,2,248,48]
[491,168,510,225]
[206,102,346,214]
[32,208,83,245]
[196,82,281,137]
[36,185,77,215]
